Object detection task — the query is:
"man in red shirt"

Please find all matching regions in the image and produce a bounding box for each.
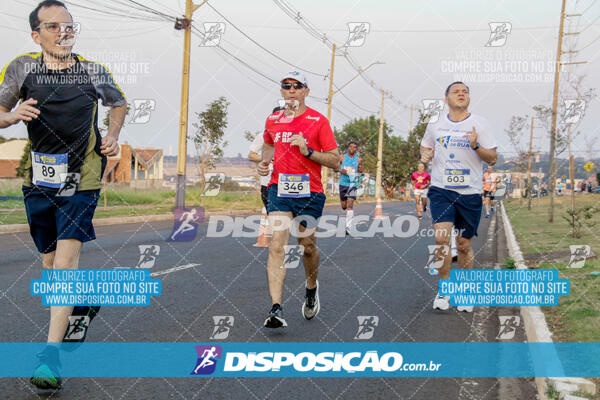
[411,163,431,219]
[258,71,339,329]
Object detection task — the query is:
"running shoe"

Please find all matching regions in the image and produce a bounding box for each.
[30,346,62,390]
[264,304,287,328]
[485,213,490,218]
[490,207,494,213]
[433,293,450,311]
[457,305,474,313]
[418,214,422,219]
[302,280,320,320]
[62,306,101,351]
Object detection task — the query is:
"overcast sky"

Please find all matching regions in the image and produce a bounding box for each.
[1,0,599,160]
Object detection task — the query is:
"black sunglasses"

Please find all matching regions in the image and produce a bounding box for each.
[281,82,305,90]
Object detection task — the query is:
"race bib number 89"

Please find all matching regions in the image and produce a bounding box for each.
[32,151,68,188]
[444,168,470,189]
[278,173,310,198]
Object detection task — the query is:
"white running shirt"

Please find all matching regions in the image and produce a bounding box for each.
[421,113,497,195]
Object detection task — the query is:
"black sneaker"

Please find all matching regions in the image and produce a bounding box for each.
[302,280,320,320]
[30,346,62,390]
[62,306,101,351]
[264,304,287,328]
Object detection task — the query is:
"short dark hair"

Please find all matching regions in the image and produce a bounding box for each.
[348,141,358,147]
[30,0,69,31]
[445,81,469,97]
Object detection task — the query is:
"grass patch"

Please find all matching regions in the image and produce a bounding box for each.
[505,194,600,388]
[503,256,516,269]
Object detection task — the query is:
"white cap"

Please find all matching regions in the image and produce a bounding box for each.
[280,70,308,87]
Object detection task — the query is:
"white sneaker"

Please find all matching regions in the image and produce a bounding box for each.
[433,293,450,310]
[457,305,474,313]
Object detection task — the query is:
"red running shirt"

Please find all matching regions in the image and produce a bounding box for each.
[263,107,338,193]
[411,171,431,189]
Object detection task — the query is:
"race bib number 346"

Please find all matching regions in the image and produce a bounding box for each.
[444,168,470,189]
[278,173,310,198]
[31,151,68,188]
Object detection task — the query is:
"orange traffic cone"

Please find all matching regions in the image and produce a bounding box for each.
[374,197,384,220]
[254,207,270,247]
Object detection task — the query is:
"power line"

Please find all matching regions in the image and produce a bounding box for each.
[204,2,327,77]
[62,1,166,21]
[272,0,406,111]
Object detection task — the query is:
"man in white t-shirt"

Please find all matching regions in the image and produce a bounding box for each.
[420,81,498,312]
[249,132,273,209]
[248,106,281,209]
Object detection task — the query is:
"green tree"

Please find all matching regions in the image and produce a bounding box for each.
[0,135,7,144]
[16,140,31,178]
[192,96,230,198]
[334,114,426,198]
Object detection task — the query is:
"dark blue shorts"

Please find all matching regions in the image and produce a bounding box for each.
[267,184,326,228]
[22,186,100,254]
[339,185,357,201]
[427,185,482,239]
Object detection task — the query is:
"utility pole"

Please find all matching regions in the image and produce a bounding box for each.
[567,124,575,236]
[374,90,385,219]
[323,43,336,194]
[526,117,535,210]
[174,0,207,208]
[548,0,566,222]
[547,1,587,221]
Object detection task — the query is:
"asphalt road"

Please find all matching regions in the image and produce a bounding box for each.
[0,201,537,399]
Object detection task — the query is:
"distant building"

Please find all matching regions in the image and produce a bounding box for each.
[104,144,164,188]
[0,139,27,178]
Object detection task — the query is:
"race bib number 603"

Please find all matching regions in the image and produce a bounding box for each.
[443,168,471,189]
[277,173,310,198]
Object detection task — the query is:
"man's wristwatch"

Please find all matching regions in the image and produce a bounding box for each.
[472,142,480,150]
[305,146,314,158]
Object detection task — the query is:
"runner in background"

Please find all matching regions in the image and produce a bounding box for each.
[335,141,362,234]
[410,162,431,219]
[482,165,499,217]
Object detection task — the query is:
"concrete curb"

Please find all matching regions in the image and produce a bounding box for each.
[500,202,596,400]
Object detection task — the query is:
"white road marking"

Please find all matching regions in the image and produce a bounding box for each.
[150,263,201,277]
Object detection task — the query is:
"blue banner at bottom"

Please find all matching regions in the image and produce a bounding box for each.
[1,342,599,378]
